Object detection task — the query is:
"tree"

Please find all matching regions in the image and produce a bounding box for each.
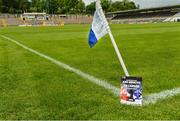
[48,0,59,14]
[126,1,136,9]
[0,0,2,12]
[85,2,95,15]
[1,0,18,13]
[101,0,111,13]
[109,0,137,12]
[75,0,85,14]
[18,0,31,13]
[0,0,137,14]
[65,0,78,14]
[122,0,136,10]
[30,0,46,12]
[110,1,124,12]
[56,0,65,13]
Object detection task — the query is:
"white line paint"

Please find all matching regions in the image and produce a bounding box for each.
[1,35,180,105]
[143,88,180,105]
[0,35,119,96]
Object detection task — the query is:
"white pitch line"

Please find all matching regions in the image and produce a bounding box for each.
[1,35,180,105]
[143,87,180,105]
[0,35,119,96]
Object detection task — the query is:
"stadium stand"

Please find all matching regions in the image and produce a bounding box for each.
[106,5,180,24]
[1,5,180,26]
[0,13,92,26]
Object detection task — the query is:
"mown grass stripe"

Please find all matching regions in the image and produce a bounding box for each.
[1,35,180,106]
[0,35,119,96]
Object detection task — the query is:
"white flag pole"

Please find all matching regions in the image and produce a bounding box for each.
[96,0,130,77]
[107,29,130,77]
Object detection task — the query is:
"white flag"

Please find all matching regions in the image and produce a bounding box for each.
[88,0,109,48]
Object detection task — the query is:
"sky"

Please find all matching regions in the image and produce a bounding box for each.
[83,0,180,8]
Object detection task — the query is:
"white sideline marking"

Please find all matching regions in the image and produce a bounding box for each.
[143,88,180,105]
[1,35,180,105]
[0,35,119,96]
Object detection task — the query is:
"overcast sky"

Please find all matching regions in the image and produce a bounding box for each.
[83,0,180,8]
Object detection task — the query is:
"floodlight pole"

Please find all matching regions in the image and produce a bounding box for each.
[96,0,130,77]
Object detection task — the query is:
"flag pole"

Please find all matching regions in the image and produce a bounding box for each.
[96,0,130,77]
[107,29,130,77]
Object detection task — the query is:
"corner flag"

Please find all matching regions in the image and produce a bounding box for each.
[88,0,143,106]
[88,1,108,48]
[88,0,129,77]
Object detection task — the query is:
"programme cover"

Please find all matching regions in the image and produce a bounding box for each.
[120,76,142,106]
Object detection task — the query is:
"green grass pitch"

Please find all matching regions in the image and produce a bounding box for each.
[0,23,180,120]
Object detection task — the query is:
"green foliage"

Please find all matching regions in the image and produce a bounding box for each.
[0,0,2,12]
[1,0,30,13]
[110,1,124,12]
[57,0,65,13]
[85,2,95,14]
[0,0,137,14]
[75,0,85,14]
[48,0,59,14]
[18,0,31,13]
[101,0,111,12]
[30,0,46,12]
[63,0,79,14]
[85,0,137,15]
[2,0,15,13]
[109,0,136,12]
